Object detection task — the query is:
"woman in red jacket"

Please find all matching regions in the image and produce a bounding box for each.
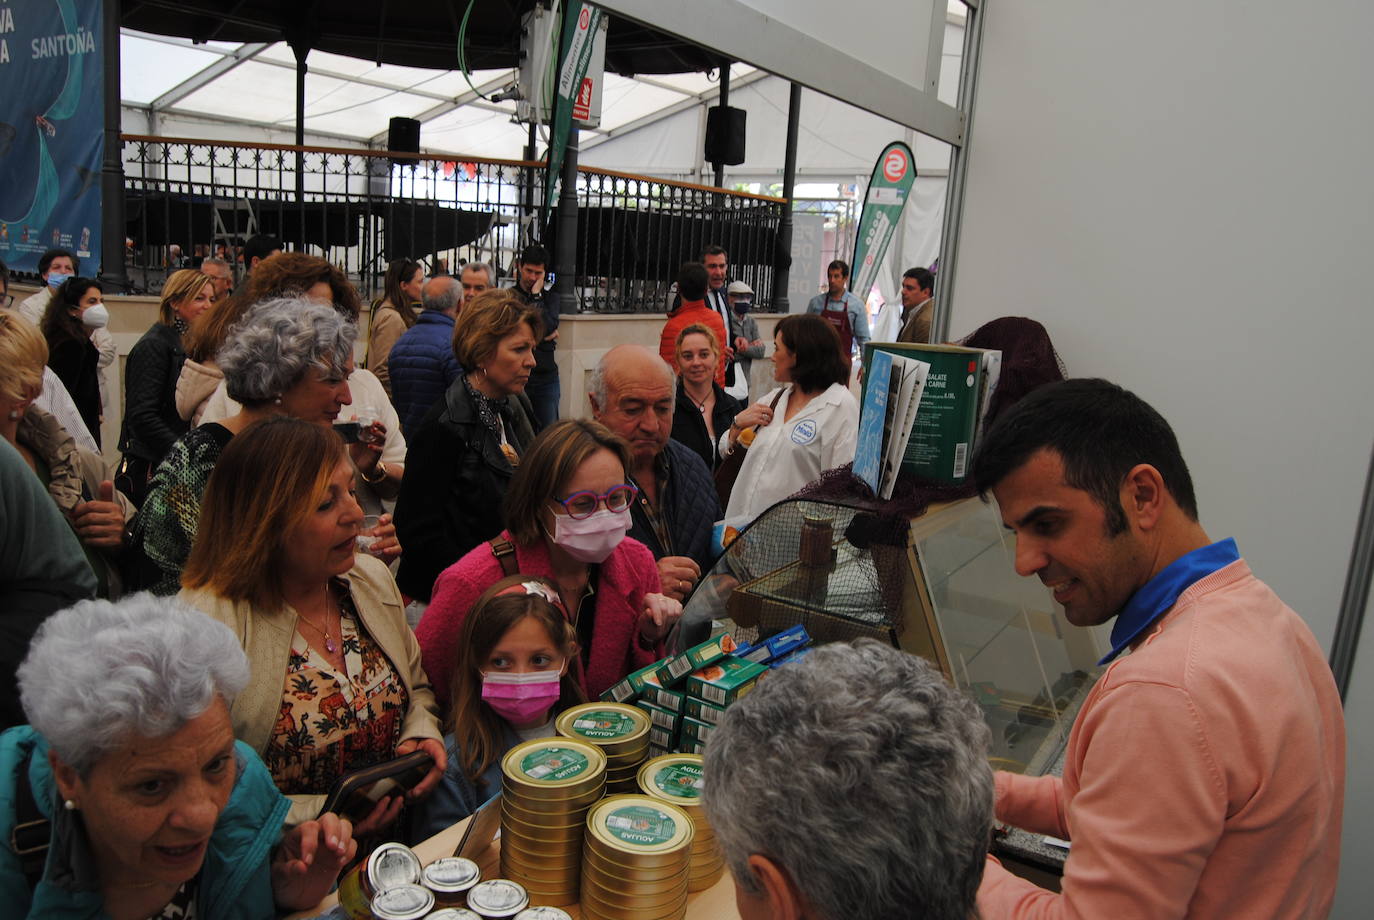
[417,418,682,705]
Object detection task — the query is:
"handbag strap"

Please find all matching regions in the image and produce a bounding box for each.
[10,749,50,892]
[488,536,519,577]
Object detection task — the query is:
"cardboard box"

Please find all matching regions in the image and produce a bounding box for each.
[685,656,767,706]
[601,658,670,703]
[735,625,812,665]
[636,699,681,734]
[679,716,716,746]
[641,682,686,713]
[655,634,739,688]
[682,696,728,726]
[649,723,676,750]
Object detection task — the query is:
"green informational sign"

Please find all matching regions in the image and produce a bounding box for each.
[544,1,603,213]
[850,141,917,301]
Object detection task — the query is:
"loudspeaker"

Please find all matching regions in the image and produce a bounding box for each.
[705,105,746,166]
[387,117,421,162]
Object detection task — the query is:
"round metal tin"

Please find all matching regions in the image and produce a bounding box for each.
[555,704,651,750]
[498,838,582,871]
[422,857,481,903]
[687,865,726,892]
[585,795,695,864]
[580,874,689,913]
[580,886,689,920]
[370,883,436,920]
[513,908,574,920]
[500,782,604,813]
[580,844,687,885]
[500,803,587,835]
[425,911,483,920]
[465,879,530,919]
[579,858,688,899]
[337,841,422,920]
[637,754,705,805]
[581,904,687,920]
[501,739,606,799]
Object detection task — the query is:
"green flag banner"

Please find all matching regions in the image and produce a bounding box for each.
[850,141,917,303]
[544,1,603,214]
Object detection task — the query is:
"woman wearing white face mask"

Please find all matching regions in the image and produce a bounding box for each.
[418,419,681,706]
[410,575,585,840]
[41,277,107,448]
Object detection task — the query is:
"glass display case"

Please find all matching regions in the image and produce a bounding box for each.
[677,497,1105,776]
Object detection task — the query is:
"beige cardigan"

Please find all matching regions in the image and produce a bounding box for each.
[178,554,443,823]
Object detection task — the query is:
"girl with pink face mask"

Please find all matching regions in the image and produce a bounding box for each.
[411,575,584,840]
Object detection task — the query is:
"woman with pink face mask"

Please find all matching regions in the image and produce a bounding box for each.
[410,575,584,839]
[418,419,681,707]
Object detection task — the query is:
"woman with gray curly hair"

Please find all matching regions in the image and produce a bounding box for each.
[0,594,356,918]
[126,296,398,595]
[702,638,994,920]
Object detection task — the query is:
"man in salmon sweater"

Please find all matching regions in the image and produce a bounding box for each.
[971,378,1344,919]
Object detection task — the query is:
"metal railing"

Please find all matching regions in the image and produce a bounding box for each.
[119,136,786,310]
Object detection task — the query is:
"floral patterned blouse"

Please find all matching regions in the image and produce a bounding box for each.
[263,585,409,795]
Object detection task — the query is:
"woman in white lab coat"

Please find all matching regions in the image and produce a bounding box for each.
[718,314,859,524]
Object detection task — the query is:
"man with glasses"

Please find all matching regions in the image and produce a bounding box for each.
[0,258,100,453]
[588,345,721,603]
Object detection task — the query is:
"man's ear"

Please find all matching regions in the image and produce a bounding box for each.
[48,748,82,806]
[587,393,602,417]
[746,854,807,920]
[1121,463,1167,531]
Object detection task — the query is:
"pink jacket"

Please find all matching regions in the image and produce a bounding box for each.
[417,531,662,706]
[979,559,1344,920]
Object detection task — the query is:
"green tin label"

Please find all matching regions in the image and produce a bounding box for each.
[603,805,677,847]
[519,746,590,781]
[652,763,703,800]
[571,710,637,739]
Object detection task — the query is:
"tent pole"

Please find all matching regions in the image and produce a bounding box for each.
[100,0,128,291]
[772,82,802,314]
[293,43,308,211]
[555,126,580,315]
[712,60,730,189]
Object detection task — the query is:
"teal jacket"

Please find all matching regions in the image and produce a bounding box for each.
[0,726,290,919]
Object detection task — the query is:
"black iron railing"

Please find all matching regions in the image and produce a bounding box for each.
[119,136,786,311]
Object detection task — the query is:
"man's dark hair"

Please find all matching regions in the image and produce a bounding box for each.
[904,266,935,294]
[827,259,850,278]
[775,314,849,393]
[676,261,709,301]
[701,244,728,261]
[971,378,1199,534]
[519,243,548,268]
[38,249,78,277]
[243,235,283,268]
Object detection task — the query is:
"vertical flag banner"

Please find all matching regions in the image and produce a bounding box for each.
[543,1,602,214]
[0,0,105,274]
[850,141,916,302]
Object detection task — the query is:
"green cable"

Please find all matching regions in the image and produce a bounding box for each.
[456,0,491,101]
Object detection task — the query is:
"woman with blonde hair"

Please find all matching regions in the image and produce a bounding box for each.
[394,288,542,603]
[179,416,444,833]
[0,310,133,597]
[670,322,743,471]
[418,418,680,703]
[116,268,216,504]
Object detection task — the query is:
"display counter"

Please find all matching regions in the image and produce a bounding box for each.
[288,812,740,919]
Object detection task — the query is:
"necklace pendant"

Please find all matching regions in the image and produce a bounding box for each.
[325,636,338,654]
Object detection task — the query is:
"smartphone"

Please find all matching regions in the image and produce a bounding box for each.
[318,750,434,822]
[333,420,362,444]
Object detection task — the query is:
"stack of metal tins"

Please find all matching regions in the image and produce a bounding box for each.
[499,738,607,906]
[581,794,696,920]
[636,753,724,891]
[555,703,651,794]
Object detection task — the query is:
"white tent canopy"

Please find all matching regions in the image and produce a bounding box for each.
[117,7,965,304]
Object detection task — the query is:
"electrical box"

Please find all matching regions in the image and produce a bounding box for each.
[517,5,608,129]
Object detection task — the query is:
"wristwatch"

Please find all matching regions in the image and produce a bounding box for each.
[362,460,389,484]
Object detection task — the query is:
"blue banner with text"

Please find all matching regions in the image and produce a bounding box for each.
[0,0,104,275]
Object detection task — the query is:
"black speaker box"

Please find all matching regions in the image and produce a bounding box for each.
[705,105,746,166]
[387,117,421,159]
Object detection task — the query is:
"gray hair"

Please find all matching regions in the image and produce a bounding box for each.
[461,262,495,287]
[17,594,250,777]
[702,639,993,920]
[201,256,231,273]
[218,296,356,406]
[422,275,462,314]
[588,345,676,412]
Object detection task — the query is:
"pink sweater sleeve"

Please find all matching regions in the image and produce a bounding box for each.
[994,771,1068,838]
[416,560,486,713]
[977,682,1226,920]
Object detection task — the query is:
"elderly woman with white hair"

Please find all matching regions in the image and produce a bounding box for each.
[126,296,398,595]
[702,639,994,920]
[0,594,356,919]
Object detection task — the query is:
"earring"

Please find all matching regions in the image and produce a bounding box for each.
[64,799,77,811]
[273,395,283,406]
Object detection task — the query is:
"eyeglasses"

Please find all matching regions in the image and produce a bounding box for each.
[554,483,639,519]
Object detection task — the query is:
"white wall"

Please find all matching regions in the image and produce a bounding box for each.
[949,4,1374,913]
